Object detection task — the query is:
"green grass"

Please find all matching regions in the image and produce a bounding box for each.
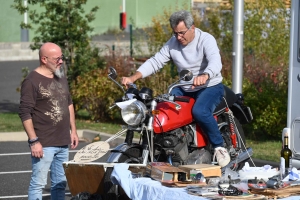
[0,113,282,163]
[0,112,122,134]
[247,139,281,163]
[0,113,24,132]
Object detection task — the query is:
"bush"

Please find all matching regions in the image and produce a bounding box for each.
[71,46,135,121]
[71,68,122,121]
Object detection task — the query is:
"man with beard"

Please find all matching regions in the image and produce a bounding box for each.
[19,42,78,200]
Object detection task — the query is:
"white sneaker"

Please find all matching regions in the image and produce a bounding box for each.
[213,147,230,167]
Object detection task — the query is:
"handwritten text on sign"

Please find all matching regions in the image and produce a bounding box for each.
[73,141,110,163]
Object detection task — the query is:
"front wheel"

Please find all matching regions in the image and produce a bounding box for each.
[103,147,142,200]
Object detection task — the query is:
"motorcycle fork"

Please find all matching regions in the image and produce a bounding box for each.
[125,129,134,145]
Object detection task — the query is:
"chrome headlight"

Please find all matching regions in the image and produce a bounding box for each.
[121,100,147,126]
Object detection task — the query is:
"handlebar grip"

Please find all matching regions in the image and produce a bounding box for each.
[174,97,190,103]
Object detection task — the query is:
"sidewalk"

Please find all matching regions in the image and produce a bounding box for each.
[0,129,134,149]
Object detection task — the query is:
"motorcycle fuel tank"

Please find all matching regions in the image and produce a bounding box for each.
[153,96,195,133]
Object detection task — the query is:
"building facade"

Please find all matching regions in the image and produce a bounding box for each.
[0,0,190,43]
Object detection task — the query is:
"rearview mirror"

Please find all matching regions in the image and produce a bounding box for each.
[108,67,117,80]
[179,70,193,81]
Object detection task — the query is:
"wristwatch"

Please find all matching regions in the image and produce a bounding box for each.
[203,72,210,79]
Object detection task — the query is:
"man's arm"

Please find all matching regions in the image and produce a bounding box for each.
[202,33,222,79]
[69,104,78,149]
[23,119,44,158]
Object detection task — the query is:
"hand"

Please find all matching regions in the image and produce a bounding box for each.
[121,77,135,89]
[121,72,143,89]
[70,132,79,149]
[192,74,209,89]
[30,142,44,158]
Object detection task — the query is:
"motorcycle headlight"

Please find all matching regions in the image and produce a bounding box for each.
[121,100,147,126]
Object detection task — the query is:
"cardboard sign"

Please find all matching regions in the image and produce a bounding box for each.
[73,141,110,163]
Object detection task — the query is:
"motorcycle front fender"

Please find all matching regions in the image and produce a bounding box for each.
[106,143,141,163]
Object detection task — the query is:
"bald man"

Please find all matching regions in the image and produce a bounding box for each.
[19,42,78,200]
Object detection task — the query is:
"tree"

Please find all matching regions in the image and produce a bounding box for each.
[12,0,105,90]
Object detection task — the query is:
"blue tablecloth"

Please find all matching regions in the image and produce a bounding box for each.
[111,163,207,200]
[110,163,300,200]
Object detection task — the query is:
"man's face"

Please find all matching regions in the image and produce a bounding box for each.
[172,21,195,46]
[43,51,64,78]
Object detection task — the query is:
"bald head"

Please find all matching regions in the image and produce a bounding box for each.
[39,42,61,59]
[37,42,64,78]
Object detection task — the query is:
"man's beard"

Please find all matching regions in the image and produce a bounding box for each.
[54,67,64,78]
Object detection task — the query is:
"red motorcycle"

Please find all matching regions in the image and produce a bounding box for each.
[104,67,253,199]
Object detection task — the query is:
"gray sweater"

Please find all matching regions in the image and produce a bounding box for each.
[137,28,223,92]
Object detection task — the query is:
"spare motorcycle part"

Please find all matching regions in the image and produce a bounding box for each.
[218,185,243,196]
[121,100,147,126]
[266,175,282,189]
[248,177,267,189]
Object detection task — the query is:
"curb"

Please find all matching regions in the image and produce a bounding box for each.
[0,129,113,142]
[0,129,139,148]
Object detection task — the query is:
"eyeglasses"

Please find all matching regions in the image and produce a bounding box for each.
[44,54,64,63]
[173,27,191,37]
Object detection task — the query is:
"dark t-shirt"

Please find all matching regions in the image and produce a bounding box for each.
[19,71,72,147]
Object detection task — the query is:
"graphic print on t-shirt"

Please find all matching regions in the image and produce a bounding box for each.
[38,80,67,126]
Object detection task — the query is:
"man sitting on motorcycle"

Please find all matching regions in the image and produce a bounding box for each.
[121,10,230,167]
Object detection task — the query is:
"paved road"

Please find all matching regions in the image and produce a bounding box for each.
[0,136,118,200]
[0,60,38,113]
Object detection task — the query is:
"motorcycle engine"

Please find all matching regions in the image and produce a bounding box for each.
[162,128,192,165]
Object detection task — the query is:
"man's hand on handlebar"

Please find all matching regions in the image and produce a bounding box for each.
[121,77,135,89]
[191,74,209,89]
[121,71,143,89]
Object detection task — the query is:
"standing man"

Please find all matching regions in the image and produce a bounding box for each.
[121,10,230,167]
[19,42,79,200]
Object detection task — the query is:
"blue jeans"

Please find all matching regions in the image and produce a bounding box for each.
[171,83,224,148]
[28,146,69,200]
